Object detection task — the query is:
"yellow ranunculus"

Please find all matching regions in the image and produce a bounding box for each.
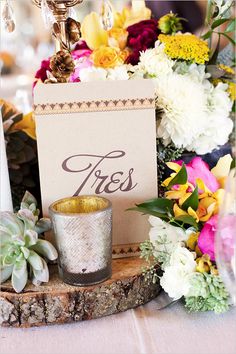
[92,46,124,69]
[11,112,36,140]
[81,12,108,50]
[108,27,128,50]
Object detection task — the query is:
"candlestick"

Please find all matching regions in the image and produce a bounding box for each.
[0,111,13,212]
[32,0,83,51]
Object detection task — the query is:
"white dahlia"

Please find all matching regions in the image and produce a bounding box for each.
[187,82,233,154]
[154,73,208,148]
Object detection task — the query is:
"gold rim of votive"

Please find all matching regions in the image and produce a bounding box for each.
[49,195,112,216]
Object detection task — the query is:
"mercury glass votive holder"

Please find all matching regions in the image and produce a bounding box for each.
[49,195,112,286]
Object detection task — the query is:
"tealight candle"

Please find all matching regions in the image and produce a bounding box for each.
[49,195,112,286]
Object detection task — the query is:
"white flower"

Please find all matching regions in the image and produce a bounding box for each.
[169,245,196,273]
[107,65,129,81]
[174,62,211,84]
[154,73,208,148]
[79,67,107,82]
[160,246,196,300]
[187,82,233,154]
[149,216,187,256]
[138,42,174,77]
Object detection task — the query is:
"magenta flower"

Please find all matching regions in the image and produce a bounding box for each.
[69,49,92,82]
[35,58,51,82]
[175,157,219,193]
[198,215,218,261]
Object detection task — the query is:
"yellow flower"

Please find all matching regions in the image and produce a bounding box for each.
[196,254,212,273]
[227,81,236,101]
[218,64,235,75]
[81,12,108,50]
[114,0,152,29]
[92,46,124,68]
[186,231,199,251]
[10,112,36,140]
[159,33,210,64]
[108,27,128,50]
[211,154,233,188]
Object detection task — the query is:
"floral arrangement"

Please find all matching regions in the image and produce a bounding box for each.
[131,154,234,313]
[0,192,58,293]
[35,0,235,158]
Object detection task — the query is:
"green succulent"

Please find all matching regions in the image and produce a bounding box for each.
[0,191,58,293]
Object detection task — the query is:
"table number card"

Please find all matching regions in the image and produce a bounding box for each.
[34,80,157,258]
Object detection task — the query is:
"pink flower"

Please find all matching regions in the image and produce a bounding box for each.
[71,49,92,61]
[70,49,93,82]
[198,215,218,261]
[175,157,219,193]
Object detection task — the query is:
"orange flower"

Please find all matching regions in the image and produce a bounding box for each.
[92,46,124,68]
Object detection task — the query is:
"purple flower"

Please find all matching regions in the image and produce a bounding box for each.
[35,58,51,82]
[126,19,160,65]
[69,49,92,82]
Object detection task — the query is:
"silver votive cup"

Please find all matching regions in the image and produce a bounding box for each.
[49,195,112,286]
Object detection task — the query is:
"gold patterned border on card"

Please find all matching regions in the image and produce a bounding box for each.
[112,243,141,259]
[34,98,155,115]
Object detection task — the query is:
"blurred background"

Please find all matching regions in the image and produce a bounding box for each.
[0,0,212,111]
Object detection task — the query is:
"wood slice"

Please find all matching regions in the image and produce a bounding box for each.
[0,257,161,328]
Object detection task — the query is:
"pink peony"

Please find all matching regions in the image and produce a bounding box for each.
[69,49,92,82]
[198,215,218,261]
[175,157,219,193]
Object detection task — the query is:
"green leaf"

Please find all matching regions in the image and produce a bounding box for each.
[201,30,213,40]
[211,18,229,29]
[174,215,199,229]
[12,260,28,293]
[27,251,44,271]
[0,265,13,283]
[21,191,37,208]
[35,218,51,234]
[182,187,199,211]
[128,207,170,220]
[167,164,187,189]
[219,32,236,45]
[135,198,174,215]
[209,35,221,64]
[225,18,236,32]
[31,239,58,261]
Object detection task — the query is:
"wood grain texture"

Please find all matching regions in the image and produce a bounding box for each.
[0,257,161,328]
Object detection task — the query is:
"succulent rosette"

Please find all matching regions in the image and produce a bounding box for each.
[131,154,234,313]
[0,192,58,293]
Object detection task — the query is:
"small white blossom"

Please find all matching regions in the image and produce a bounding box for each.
[107,66,129,81]
[149,216,187,257]
[79,67,107,82]
[160,246,196,300]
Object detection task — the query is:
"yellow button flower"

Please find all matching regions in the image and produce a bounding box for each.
[92,46,124,69]
[159,33,209,64]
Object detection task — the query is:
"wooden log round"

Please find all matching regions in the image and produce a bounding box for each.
[0,257,161,328]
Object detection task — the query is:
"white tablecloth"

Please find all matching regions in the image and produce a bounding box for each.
[1,300,236,354]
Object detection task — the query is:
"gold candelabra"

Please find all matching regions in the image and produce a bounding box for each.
[32,0,83,51]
